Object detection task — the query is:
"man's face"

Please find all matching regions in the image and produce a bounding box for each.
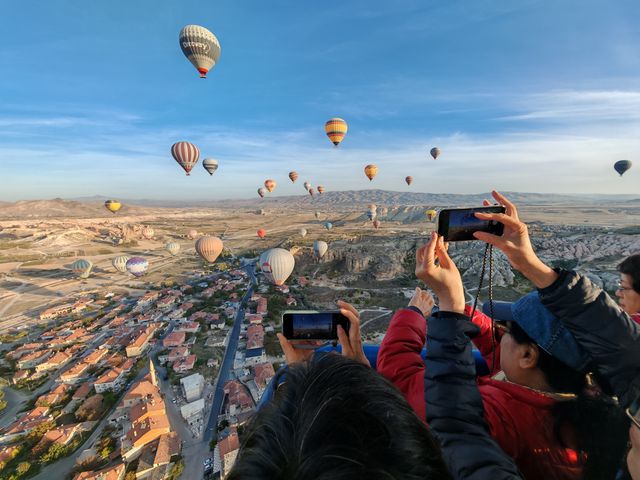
[628,425,640,480]
[616,273,640,316]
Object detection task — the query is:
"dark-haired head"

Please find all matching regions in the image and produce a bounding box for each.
[617,254,640,315]
[227,354,450,480]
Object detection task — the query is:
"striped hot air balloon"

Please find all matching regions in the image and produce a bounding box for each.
[259,248,295,286]
[264,179,276,193]
[289,171,298,183]
[171,141,200,176]
[179,25,221,79]
[317,185,325,194]
[187,229,198,240]
[104,200,121,214]
[142,227,154,240]
[165,242,180,256]
[126,257,149,277]
[313,240,328,259]
[308,188,315,197]
[203,158,219,175]
[71,259,93,279]
[195,236,224,263]
[405,176,413,186]
[112,255,130,273]
[430,147,441,160]
[364,164,378,181]
[325,118,348,146]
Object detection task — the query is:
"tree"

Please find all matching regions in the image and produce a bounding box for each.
[40,442,68,464]
[15,461,31,476]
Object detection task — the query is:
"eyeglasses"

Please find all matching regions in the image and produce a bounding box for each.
[617,282,634,292]
[627,397,640,430]
[493,321,511,342]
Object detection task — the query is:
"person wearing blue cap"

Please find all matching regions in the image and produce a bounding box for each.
[411,229,628,480]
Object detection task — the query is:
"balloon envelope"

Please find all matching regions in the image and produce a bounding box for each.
[104,200,121,214]
[308,188,315,196]
[299,228,307,237]
[187,229,198,240]
[166,242,180,256]
[373,219,381,229]
[142,227,154,240]
[260,248,295,285]
[614,160,632,176]
[313,240,328,258]
[202,158,219,175]
[71,259,93,279]
[325,118,348,146]
[324,222,333,230]
[289,171,298,183]
[264,179,276,193]
[126,257,149,277]
[430,147,441,160]
[405,176,413,186]
[258,188,266,198]
[317,185,325,194]
[112,255,130,273]
[364,164,378,181]
[304,181,312,191]
[315,211,321,220]
[257,229,266,239]
[195,236,224,263]
[426,209,438,222]
[179,25,221,78]
[171,141,200,176]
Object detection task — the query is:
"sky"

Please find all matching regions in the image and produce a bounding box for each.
[1,0,639,201]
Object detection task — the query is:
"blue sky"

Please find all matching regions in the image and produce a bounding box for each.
[1,0,639,201]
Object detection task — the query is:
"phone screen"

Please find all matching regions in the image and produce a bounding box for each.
[438,206,505,242]
[282,311,349,340]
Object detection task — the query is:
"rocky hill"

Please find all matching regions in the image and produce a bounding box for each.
[0,198,169,220]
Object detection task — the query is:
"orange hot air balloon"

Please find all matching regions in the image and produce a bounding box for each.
[317,185,325,194]
[195,236,223,263]
[264,179,276,193]
[364,164,378,181]
[325,118,348,146]
[373,219,381,229]
[257,229,266,239]
[289,171,298,183]
[405,176,413,186]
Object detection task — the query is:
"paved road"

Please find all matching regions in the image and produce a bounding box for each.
[180,265,255,480]
[0,386,28,430]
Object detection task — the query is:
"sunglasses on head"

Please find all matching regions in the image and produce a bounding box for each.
[627,396,640,430]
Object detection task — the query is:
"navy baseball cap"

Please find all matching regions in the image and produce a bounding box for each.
[482,292,590,371]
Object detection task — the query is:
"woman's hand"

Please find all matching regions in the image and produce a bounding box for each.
[408,287,435,317]
[415,233,465,314]
[276,334,323,365]
[336,300,370,367]
[473,190,558,288]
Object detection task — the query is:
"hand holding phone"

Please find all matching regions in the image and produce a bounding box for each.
[282,310,350,341]
[437,206,506,242]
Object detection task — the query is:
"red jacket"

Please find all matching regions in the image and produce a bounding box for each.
[378,307,584,480]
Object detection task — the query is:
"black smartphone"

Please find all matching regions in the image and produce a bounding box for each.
[437,206,506,242]
[281,310,350,340]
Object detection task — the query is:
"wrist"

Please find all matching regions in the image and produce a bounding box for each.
[518,257,557,288]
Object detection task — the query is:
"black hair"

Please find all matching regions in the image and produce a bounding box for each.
[618,254,640,294]
[509,322,629,480]
[227,353,451,480]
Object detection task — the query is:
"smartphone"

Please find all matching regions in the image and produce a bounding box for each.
[281,310,350,340]
[437,206,506,242]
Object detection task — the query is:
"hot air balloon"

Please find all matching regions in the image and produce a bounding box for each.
[171,141,200,176]
[259,248,295,285]
[179,25,221,79]
[112,255,130,273]
[195,236,223,263]
[258,188,267,198]
[313,240,328,258]
[126,257,149,277]
[325,118,348,146]
[430,147,441,160]
[187,229,198,240]
[71,259,93,279]
[259,209,267,216]
[324,222,333,231]
[368,204,377,212]
[104,200,121,214]
[364,164,378,181]
[373,219,381,229]
[257,229,266,239]
[405,176,413,186]
[315,211,321,220]
[299,228,307,237]
[303,181,312,191]
[142,227,154,240]
[367,211,377,221]
[308,188,315,197]
[380,207,389,216]
[203,158,219,175]
[264,179,276,193]
[614,160,632,176]
[317,185,325,194]
[166,242,180,256]
[289,171,298,183]
[426,209,438,222]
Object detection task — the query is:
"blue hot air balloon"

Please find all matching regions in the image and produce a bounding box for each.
[614,160,632,176]
[324,222,333,231]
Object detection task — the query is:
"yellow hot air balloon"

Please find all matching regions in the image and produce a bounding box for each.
[325,118,348,146]
[364,164,378,181]
[195,236,224,263]
[104,200,122,214]
[264,179,276,193]
[426,209,438,222]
